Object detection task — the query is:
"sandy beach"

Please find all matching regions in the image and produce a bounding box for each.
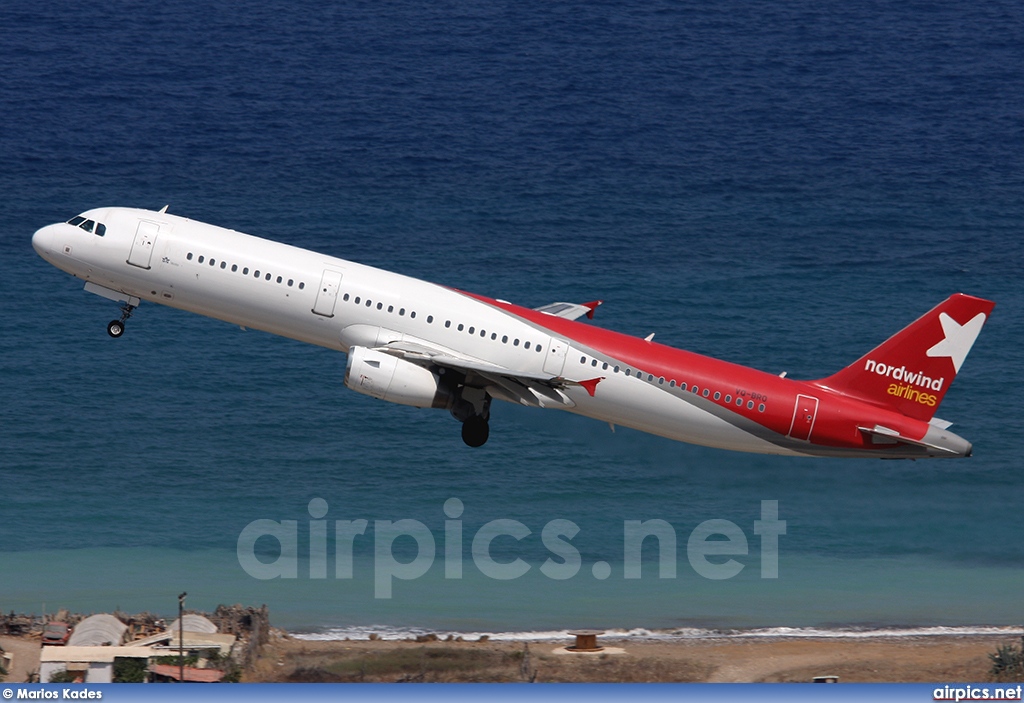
[244,634,1015,683]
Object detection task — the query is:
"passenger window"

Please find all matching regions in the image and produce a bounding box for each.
[243,267,249,275]
[265,273,271,281]
[524,342,531,350]
[388,305,394,313]
[758,403,766,412]
[747,400,755,409]
[513,339,520,346]
[714,391,721,400]
[187,253,193,261]
[232,264,238,272]
[411,312,416,319]
[591,360,598,367]
[288,279,293,286]
[427,315,434,323]
[221,262,227,269]
[502,335,508,343]
[377,302,383,310]
[277,276,283,283]
[366,299,372,307]
[299,282,305,290]
[354,296,360,304]
[254,269,260,277]
[399,308,405,316]
[469,327,475,334]
[445,321,452,328]
[458,324,464,331]
[343,293,350,301]
[199,256,205,264]
[702,389,710,397]
[725,395,731,403]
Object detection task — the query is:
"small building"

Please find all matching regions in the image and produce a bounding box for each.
[39,646,152,684]
[40,612,235,683]
[67,614,128,647]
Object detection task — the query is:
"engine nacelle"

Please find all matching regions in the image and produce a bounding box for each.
[344,346,450,409]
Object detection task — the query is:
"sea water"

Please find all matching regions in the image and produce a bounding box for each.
[1,0,1023,638]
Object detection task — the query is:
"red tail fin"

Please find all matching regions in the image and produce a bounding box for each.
[817,293,995,421]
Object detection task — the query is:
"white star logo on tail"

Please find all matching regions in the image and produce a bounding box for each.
[926,312,987,373]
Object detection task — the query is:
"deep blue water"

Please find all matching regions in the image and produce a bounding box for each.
[2,0,1023,635]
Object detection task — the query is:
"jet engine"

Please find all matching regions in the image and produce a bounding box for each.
[344,346,451,409]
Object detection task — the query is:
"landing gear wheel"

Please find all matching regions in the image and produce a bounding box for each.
[107,320,125,338]
[461,416,490,447]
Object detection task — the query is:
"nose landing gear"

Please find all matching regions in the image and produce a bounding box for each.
[107,301,136,338]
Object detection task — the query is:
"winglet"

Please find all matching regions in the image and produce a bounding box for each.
[578,377,603,397]
[584,300,603,319]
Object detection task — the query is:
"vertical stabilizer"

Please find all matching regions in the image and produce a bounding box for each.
[816,293,994,421]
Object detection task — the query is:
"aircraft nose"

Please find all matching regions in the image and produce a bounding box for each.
[32,225,53,257]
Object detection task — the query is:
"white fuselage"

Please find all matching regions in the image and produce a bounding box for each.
[33,207,791,454]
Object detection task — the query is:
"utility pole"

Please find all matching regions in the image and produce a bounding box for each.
[178,592,187,683]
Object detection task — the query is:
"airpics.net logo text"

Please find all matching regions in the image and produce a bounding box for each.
[236,499,786,599]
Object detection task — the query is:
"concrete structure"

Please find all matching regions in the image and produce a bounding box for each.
[39,646,152,684]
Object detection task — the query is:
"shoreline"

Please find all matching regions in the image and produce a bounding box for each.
[251,631,1023,683]
[4,610,1020,683]
[290,624,1024,643]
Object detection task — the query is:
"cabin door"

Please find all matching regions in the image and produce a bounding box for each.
[788,394,819,441]
[312,269,344,317]
[127,221,159,269]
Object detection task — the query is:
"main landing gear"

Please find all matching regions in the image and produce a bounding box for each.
[449,385,491,448]
[461,415,490,448]
[107,301,137,338]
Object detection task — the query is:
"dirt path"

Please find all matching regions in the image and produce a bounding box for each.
[0,636,41,683]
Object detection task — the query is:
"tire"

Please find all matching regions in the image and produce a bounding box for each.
[107,320,124,338]
[461,416,489,447]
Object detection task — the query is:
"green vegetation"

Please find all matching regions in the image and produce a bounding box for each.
[112,657,149,683]
[990,636,1024,681]
[153,653,198,667]
[48,669,76,683]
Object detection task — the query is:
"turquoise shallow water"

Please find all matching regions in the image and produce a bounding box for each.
[1,0,1023,634]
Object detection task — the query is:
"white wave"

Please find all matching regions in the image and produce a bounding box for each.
[293,624,1024,642]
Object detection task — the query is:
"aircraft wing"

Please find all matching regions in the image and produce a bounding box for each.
[376,339,601,408]
[533,300,602,321]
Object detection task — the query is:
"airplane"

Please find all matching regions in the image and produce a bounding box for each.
[32,206,995,458]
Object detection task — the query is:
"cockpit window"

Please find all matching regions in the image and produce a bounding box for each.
[66,215,105,236]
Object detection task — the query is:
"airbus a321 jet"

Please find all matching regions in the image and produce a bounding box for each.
[33,207,994,458]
